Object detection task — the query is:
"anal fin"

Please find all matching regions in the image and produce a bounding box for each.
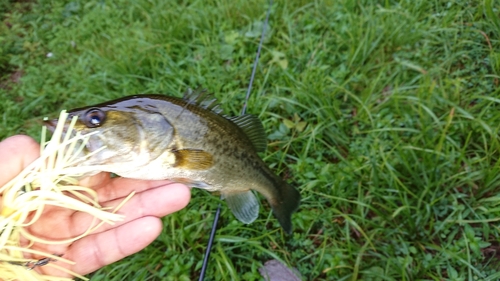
[223,190,260,224]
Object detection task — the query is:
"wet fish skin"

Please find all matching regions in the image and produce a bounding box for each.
[48,90,301,233]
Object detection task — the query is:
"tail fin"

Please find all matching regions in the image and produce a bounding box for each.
[270,181,301,234]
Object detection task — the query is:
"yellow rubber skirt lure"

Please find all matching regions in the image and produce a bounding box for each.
[0,111,132,281]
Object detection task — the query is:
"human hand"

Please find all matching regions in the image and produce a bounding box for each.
[0,135,191,277]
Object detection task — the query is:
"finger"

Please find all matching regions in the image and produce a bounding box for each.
[78,172,111,189]
[29,183,190,238]
[0,135,40,187]
[79,182,190,235]
[41,216,163,277]
[93,176,182,202]
[102,182,191,221]
[71,216,162,275]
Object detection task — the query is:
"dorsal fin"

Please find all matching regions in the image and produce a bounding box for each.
[182,87,223,114]
[228,114,267,152]
[183,87,267,152]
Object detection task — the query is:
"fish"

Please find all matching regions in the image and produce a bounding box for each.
[45,88,301,233]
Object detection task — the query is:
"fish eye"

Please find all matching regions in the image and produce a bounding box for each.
[83,108,106,128]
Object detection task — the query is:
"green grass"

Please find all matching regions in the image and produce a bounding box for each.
[2,0,500,280]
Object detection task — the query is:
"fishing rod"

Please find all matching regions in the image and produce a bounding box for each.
[198,1,273,280]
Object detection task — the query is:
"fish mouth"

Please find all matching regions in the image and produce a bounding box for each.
[43,118,59,133]
[43,117,98,159]
[43,118,77,139]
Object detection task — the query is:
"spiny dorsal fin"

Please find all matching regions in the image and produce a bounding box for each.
[183,87,267,152]
[228,114,267,152]
[222,190,260,224]
[182,87,223,114]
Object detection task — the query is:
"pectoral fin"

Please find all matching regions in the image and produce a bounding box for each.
[173,149,214,170]
[223,190,260,224]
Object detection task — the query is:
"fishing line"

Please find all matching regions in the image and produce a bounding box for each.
[198,1,273,280]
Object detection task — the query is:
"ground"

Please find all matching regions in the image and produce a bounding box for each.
[1,0,500,280]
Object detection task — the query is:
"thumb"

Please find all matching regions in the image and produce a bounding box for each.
[0,135,40,187]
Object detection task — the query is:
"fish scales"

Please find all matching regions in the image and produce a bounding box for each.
[46,89,301,233]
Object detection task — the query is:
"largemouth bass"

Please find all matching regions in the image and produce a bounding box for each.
[46,89,301,233]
